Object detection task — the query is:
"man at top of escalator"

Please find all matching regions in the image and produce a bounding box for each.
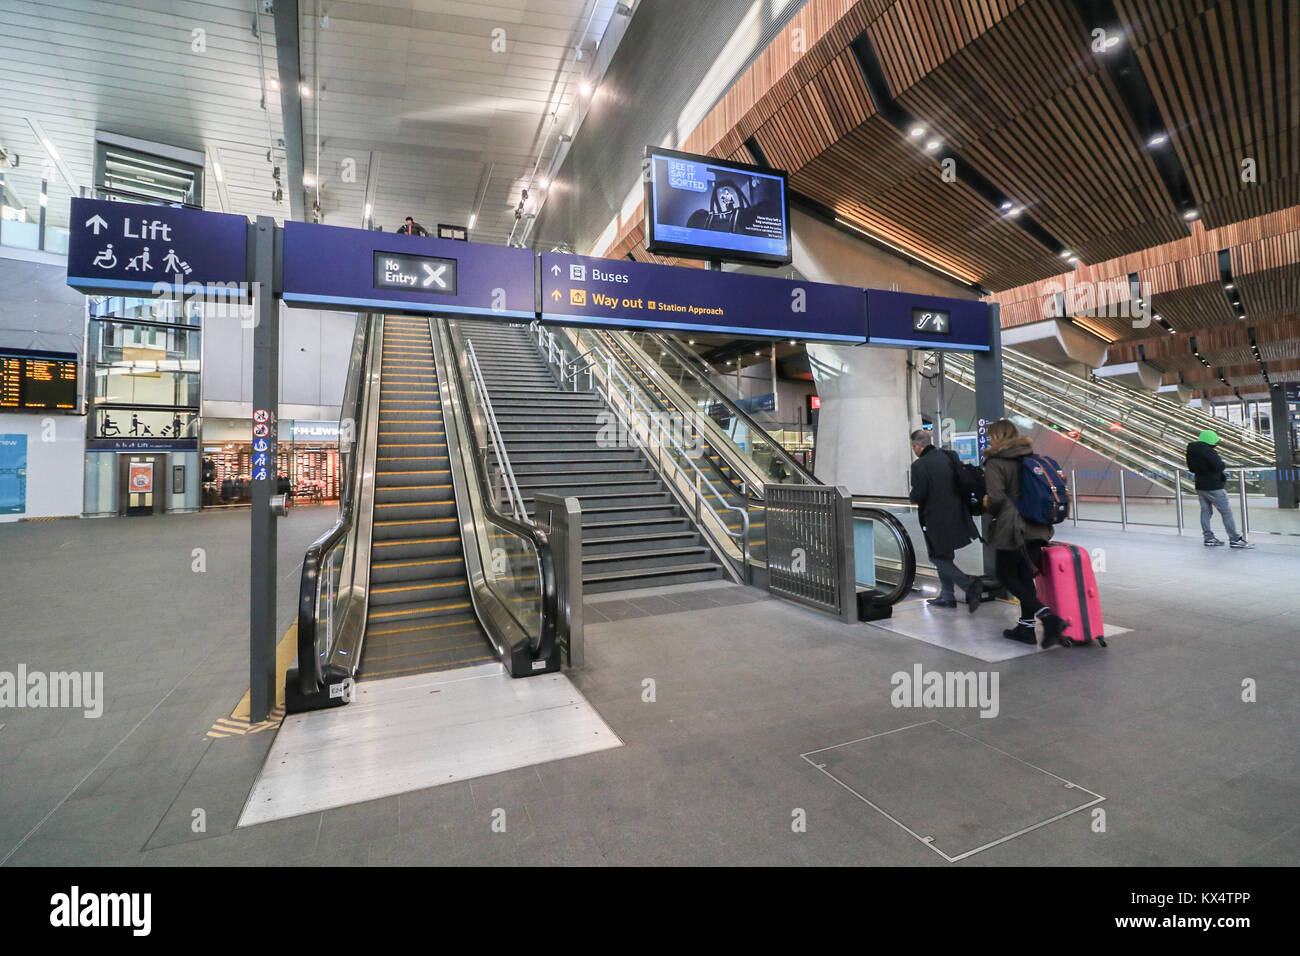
[1186,429,1253,549]
[908,429,982,612]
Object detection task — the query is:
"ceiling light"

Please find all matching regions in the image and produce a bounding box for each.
[754,350,761,356]
[212,160,223,182]
[924,139,941,152]
[1183,209,1199,220]
[688,339,695,345]
[579,81,592,96]
[364,203,372,219]
[999,200,1013,211]
[1059,250,1072,258]
[1148,134,1168,147]
[269,79,279,91]
[1223,283,1234,290]
[303,173,315,187]
[789,340,797,346]
[300,83,311,97]
[909,126,926,138]
[468,213,476,229]
[1007,206,1023,218]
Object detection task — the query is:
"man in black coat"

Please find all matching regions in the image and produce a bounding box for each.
[1186,428,1252,548]
[909,429,982,610]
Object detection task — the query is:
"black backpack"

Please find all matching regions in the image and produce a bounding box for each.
[944,449,987,517]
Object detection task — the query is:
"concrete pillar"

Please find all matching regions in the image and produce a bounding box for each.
[806,343,916,496]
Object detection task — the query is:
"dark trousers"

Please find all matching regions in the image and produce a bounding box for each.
[995,542,1046,621]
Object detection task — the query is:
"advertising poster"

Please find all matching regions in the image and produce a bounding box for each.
[129,462,154,494]
[0,434,26,514]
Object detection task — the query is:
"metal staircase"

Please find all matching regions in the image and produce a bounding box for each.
[455,320,728,593]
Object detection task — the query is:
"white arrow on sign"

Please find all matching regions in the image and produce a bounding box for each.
[85,214,108,235]
[550,264,561,276]
[422,263,447,289]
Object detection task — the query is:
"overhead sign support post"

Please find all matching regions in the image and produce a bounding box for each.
[1270,383,1297,509]
[973,302,1005,579]
[249,216,280,723]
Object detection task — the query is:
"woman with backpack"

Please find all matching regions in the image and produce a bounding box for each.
[982,420,1070,648]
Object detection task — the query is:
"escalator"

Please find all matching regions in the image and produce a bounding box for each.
[287,314,560,713]
[942,348,1276,485]
[362,318,490,678]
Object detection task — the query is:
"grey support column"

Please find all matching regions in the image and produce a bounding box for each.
[1270,384,1297,509]
[972,302,1005,578]
[248,216,280,722]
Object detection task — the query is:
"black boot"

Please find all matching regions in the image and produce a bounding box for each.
[1002,624,1036,644]
[965,580,983,614]
[1038,611,1070,648]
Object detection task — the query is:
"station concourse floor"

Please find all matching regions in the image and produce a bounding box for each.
[0,508,1297,866]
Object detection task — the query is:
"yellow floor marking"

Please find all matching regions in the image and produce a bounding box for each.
[207,623,296,737]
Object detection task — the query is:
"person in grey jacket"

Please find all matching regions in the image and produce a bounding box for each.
[982,420,1069,648]
[909,429,981,610]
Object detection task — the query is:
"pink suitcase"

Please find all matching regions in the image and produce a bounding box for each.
[1036,542,1107,647]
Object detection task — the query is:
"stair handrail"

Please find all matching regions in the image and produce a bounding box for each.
[464,338,531,522]
[531,321,752,572]
[614,329,818,490]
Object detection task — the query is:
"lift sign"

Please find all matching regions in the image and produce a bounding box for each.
[373,251,458,296]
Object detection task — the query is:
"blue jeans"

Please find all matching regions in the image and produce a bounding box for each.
[1198,489,1240,542]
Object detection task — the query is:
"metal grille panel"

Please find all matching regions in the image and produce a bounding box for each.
[765,483,854,620]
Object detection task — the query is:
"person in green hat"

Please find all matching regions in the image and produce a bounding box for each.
[1185,428,1253,548]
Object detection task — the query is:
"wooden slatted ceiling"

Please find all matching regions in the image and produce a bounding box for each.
[1109,315,1300,364]
[1135,0,1300,230]
[596,0,1297,306]
[789,116,1055,286]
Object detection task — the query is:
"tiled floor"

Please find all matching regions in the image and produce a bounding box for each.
[1,511,1297,865]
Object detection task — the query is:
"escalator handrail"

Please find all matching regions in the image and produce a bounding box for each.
[296,313,372,694]
[464,339,530,521]
[851,504,917,606]
[649,331,820,487]
[443,320,558,662]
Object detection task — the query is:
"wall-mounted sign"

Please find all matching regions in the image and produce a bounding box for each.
[288,420,341,442]
[282,221,533,318]
[66,197,248,296]
[539,253,865,342]
[437,224,468,241]
[867,290,990,351]
[373,251,457,294]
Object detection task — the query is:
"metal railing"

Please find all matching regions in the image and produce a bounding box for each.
[614,329,818,490]
[531,321,752,577]
[1067,466,1300,538]
[463,338,530,521]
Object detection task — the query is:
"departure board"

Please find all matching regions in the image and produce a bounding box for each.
[0,356,20,409]
[0,349,79,412]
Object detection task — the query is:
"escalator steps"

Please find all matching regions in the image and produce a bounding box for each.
[357,318,495,681]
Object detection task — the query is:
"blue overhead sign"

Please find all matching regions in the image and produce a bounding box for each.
[66,198,249,296]
[865,289,991,351]
[539,253,865,342]
[281,222,535,318]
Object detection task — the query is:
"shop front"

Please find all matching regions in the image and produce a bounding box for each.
[201,418,340,507]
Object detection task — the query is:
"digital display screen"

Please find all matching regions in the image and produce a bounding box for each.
[372,251,457,296]
[644,147,791,266]
[0,349,78,412]
[912,307,951,335]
